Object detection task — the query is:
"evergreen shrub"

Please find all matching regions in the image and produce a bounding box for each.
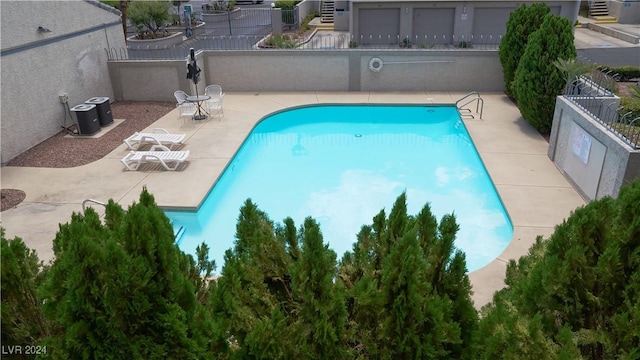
[513,13,576,135]
[478,180,640,359]
[498,3,550,97]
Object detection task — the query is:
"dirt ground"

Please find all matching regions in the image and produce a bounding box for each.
[1,101,174,212]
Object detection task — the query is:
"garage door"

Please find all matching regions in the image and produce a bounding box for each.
[359,8,400,45]
[472,8,512,42]
[413,8,455,45]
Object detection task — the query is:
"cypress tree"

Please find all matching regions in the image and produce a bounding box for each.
[1,229,50,351]
[498,3,550,97]
[211,199,294,357]
[477,180,640,359]
[513,13,577,135]
[339,193,477,358]
[40,188,213,359]
[290,217,349,359]
[380,228,435,358]
[338,225,384,358]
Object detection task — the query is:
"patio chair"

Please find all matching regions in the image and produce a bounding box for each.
[174,90,198,122]
[123,128,186,150]
[174,90,189,104]
[204,84,225,120]
[121,145,190,171]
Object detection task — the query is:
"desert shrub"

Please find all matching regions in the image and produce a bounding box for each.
[274,0,298,8]
[128,0,172,39]
[264,34,298,48]
[513,13,576,135]
[210,0,235,11]
[620,95,640,121]
[498,3,550,97]
[300,10,318,31]
[627,84,640,101]
[275,0,299,25]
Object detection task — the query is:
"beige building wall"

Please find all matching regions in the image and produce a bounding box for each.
[1,0,126,164]
[349,0,579,45]
[108,49,504,98]
[609,0,640,24]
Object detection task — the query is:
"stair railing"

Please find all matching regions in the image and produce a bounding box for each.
[455,92,484,119]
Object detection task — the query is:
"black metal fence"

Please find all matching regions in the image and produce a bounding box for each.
[564,69,640,149]
[197,8,273,36]
[110,33,502,60]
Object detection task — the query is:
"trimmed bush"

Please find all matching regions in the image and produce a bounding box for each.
[601,65,640,82]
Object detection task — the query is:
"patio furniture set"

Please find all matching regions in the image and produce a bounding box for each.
[174,85,224,123]
[120,85,225,171]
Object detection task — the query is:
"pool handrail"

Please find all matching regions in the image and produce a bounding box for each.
[456,91,484,119]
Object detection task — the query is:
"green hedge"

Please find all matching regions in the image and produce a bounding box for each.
[620,96,640,121]
[599,65,640,82]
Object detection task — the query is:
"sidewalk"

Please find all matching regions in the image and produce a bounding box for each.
[574,16,640,49]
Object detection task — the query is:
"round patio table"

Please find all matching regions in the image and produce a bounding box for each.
[186,95,210,120]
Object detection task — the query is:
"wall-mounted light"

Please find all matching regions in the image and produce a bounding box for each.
[37,26,52,33]
[463,5,467,14]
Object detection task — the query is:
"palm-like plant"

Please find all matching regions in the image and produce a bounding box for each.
[628,84,640,101]
[553,57,594,94]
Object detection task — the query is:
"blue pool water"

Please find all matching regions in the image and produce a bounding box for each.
[165,105,513,274]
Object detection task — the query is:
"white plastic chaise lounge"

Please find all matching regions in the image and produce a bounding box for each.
[124,128,186,150]
[121,145,190,171]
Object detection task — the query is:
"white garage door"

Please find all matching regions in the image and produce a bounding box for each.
[358,8,401,45]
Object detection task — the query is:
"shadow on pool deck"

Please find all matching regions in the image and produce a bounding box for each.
[0,91,586,309]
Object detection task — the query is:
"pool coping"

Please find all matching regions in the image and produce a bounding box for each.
[0,91,586,309]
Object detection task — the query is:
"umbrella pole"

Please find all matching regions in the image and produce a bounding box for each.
[195,81,204,119]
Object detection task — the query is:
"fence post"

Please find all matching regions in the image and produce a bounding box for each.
[271,8,283,35]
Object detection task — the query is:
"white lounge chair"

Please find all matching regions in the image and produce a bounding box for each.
[124,128,186,150]
[121,145,190,171]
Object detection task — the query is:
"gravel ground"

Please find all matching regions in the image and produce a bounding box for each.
[1,101,175,211]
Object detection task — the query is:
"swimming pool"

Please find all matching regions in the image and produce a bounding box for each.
[165,105,513,274]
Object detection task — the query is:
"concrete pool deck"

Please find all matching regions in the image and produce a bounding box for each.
[0,92,586,309]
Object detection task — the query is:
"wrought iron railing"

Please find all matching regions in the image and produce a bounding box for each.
[564,75,639,149]
[108,33,502,60]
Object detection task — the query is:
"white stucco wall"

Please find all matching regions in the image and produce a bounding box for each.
[1,0,126,164]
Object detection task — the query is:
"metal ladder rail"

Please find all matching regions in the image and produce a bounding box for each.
[455,92,484,119]
[82,198,107,211]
